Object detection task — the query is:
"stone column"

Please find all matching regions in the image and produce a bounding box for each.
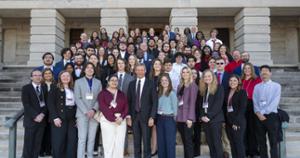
[100,9,128,38]
[169,8,198,34]
[234,8,273,66]
[28,9,65,66]
[0,18,3,68]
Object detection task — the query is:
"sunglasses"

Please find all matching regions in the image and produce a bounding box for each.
[216,62,224,65]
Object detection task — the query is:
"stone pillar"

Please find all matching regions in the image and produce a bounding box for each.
[0,18,3,68]
[28,9,65,66]
[234,8,273,66]
[169,8,198,34]
[100,9,128,38]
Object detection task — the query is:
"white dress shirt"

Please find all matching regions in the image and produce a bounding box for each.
[206,38,223,50]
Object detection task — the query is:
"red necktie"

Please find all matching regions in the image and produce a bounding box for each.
[217,73,221,84]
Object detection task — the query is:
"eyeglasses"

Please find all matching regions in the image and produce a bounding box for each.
[216,62,224,65]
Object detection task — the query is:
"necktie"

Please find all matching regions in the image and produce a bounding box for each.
[36,86,43,102]
[212,39,216,49]
[118,74,123,90]
[135,80,141,112]
[217,73,221,84]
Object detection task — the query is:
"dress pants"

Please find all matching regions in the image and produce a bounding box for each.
[222,124,231,154]
[193,121,201,156]
[77,115,99,158]
[245,99,259,156]
[177,122,194,158]
[203,121,223,158]
[156,115,176,158]
[22,122,45,158]
[51,107,77,158]
[39,115,51,156]
[132,113,151,158]
[100,115,126,158]
[255,113,280,158]
[226,124,246,158]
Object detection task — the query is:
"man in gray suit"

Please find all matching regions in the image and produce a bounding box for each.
[74,63,102,158]
[115,58,134,156]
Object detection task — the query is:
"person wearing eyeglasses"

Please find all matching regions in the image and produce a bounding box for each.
[215,57,231,158]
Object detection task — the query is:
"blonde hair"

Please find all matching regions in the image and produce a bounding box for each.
[241,62,257,80]
[179,67,194,88]
[57,70,74,90]
[199,70,218,96]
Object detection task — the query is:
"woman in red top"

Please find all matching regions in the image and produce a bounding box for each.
[98,74,128,158]
[241,62,261,157]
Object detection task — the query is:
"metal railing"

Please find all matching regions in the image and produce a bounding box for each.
[4,109,24,158]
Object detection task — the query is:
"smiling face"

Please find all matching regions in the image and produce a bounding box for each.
[84,64,95,77]
[31,70,42,84]
[108,76,118,89]
[160,76,170,89]
[88,55,98,66]
[60,72,71,85]
[229,77,239,89]
[203,71,213,85]
[43,70,53,82]
[117,59,126,72]
[181,68,191,82]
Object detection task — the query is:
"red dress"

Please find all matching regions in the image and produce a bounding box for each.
[242,77,262,100]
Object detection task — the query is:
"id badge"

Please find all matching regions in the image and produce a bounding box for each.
[86,93,94,100]
[114,113,121,118]
[178,98,184,106]
[260,100,267,106]
[110,101,117,108]
[40,101,46,107]
[203,102,208,109]
[227,105,234,112]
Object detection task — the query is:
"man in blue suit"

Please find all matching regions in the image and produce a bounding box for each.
[165,25,176,41]
[139,42,154,77]
[215,57,231,158]
[35,52,59,80]
[233,52,260,76]
[54,48,73,73]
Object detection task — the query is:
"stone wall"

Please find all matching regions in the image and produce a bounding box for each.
[2,18,30,65]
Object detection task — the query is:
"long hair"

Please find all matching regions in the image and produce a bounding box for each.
[149,59,163,78]
[158,73,173,97]
[57,70,74,90]
[41,68,54,83]
[116,58,129,73]
[179,67,194,88]
[241,62,257,80]
[199,70,218,96]
[81,62,96,77]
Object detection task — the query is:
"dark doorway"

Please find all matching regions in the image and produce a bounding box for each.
[217,28,230,48]
[69,29,84,45]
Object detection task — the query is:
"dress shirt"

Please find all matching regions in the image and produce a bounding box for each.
[75,65,82,77]
[206,38,223,50]
[158,91,178,116]
[65,88,75,106]
[172,63,187,76]
[43,65,54,71]
[167,70,180,92]
[253,80,281,115]
[120,51,126,59]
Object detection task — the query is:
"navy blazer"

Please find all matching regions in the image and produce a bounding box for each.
[233,64,260,77]
[54,60,74,73]
[141,52,154,76]
[215,71,230,93]
[168,31,176,41]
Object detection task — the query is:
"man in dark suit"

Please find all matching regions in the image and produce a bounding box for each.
[119,42,130,60]
[35,52,59,80]
[139,42,154,77]
[233,52,260,76]
[127,63,158,158]
[215,57,231,158]
[165,25,176,41]
[21,69,47,158]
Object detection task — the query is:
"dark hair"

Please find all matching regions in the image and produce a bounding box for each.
[42,52,54,60]
[116,58,129,72]
[163,58,173,65]
[107,74,118,82]
[86,45,95,50]
[187,55,196,62]
[60,48,73,59]
[260,65,271,72]
[158,73,173,97]
[195,31,205,40]
[31,69,42,77]
[42,68,54,83]
[81,62,96,77]
[174,52,184,59]
[228,74,242,91]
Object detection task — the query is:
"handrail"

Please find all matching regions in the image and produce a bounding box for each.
[4,108,24,158]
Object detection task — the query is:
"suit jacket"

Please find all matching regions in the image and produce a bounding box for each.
[225,89,247,127]
[115,72,134,95]
[54,60,73,73]
[140,52,154,76]
[127,78,158,122]
[119,51,130,60]
[168,31,176,41]
[199,85,225,123]
[47,87,76,121]
[74,77,102,118]
[215,71,230,93]
[21,83,47,127]
[233,64,260,77]
[186,33,194,47]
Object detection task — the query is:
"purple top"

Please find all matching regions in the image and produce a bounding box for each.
[176,82,198,122]
[98,89,128,122]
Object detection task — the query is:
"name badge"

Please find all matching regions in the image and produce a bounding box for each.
[40,101,46,107]
[260,100,267,106]
[203,102,208,109]
[114,113,121,118]
[178,98,184,107]
[227,105,234,112]
[110,101,117,108]
[86,93,94,100]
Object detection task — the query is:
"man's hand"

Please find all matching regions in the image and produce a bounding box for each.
[34,113,45,122]
[201,116,210,123]
[86,110,95,119]
[148,118,154,127]
[186,120,193,128]
[256,112,267,121]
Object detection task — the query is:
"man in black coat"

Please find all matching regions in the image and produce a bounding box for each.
[127,63,158,158]
[21,69,47,158]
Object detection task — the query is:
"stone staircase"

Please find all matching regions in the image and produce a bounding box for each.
[0,66,300,157]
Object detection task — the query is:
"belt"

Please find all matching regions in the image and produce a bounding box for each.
[65,106,76,109]
[158,113,174,117]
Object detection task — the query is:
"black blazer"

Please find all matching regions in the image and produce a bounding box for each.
[21,83,47,127]
[47,87,75,122]
[225,89,247,127]
[199,85,225,123]
[127,78,158,122]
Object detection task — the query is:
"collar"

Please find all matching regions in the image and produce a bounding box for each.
[262,79,272,84]
[32,82,41,88]
[137,77,146,83]
[43,65,53,70]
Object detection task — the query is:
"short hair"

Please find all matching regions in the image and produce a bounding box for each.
[187,55,196,62]
[174,52,184,59]
[260,65,271,72]
[60,48,73,58]
[86,45,95,50]
[215,57,225,62]
[42,52,54,60]
[31,69,42,77]
[163,58,173,65]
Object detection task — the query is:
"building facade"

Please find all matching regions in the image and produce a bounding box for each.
[0,0,299,66]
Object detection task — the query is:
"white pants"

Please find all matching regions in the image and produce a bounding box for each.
[77,116,99,158]
[100,116,126,158]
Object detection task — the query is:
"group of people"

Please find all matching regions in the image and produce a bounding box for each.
[22,25,283,158]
